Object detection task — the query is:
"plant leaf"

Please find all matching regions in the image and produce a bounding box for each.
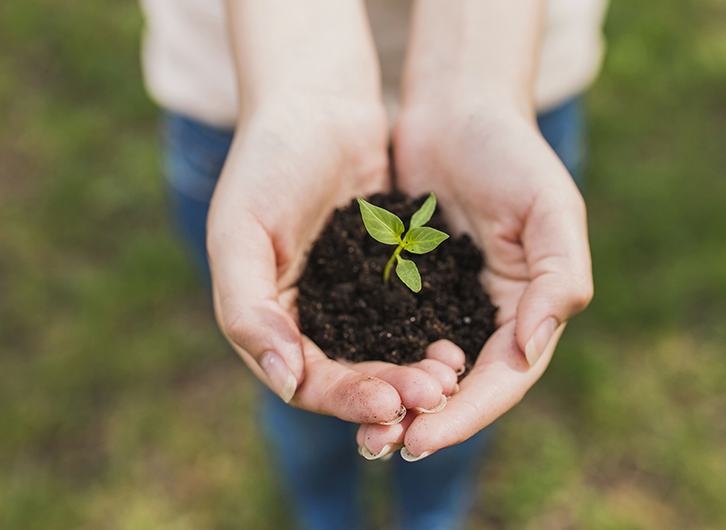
[409,193,436,228]
[403,226,449,254]
[357,198,404,245]
[395,255,421,292]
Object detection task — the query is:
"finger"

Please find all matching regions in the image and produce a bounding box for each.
[402,320,566,459]
[356,412,416,460]
[425,340,466,375]
[293,338,406,423]
[410,359,459,397]
[231,335,405,423]
[356,423,368,448]
[350,361,445,412]
[517,187,593,367]
[208,208,304,403]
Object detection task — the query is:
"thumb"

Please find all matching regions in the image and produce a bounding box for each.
[208,211,304,402]
[516,189,593,367]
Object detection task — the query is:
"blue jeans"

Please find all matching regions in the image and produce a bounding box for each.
[162,98,584,530]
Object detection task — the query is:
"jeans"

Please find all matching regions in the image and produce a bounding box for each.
[161,97,584,530]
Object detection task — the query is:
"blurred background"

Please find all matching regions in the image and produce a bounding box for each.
[1,0,725,529]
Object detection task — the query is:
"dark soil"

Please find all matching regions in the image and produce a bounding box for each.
[297,192,498,372]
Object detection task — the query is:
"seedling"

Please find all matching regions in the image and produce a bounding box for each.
[357,194,449,293]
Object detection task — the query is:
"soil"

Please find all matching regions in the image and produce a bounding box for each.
[297,192,498,372]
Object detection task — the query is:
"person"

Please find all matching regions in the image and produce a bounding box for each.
[139,1,605,528]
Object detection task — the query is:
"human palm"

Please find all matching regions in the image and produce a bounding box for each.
[207,97,457,423]
[360,105,594,457]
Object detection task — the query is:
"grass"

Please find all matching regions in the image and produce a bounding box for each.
[1,0,725,528]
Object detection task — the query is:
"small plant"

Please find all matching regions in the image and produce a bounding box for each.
[357,193,449,292]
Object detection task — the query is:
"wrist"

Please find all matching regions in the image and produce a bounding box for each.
[398,92,536,146]
[401,77,536,124]
[228,92,388,195]
[394,94,540,185]
[241,66,384,119]
[240,91,388,143]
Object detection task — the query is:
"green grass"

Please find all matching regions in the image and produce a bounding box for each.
[1,0,725,528]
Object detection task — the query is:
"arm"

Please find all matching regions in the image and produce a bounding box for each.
[400,0,542,118]
[226,0,382,118]
[361,0,593,458]
[209,0,454,421]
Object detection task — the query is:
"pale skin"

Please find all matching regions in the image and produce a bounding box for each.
[210,0,593,457]
[210,0,456,424]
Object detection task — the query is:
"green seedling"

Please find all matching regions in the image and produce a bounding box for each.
[357,193,449,293]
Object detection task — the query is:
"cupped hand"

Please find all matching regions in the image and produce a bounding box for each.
[369,102,595,457]
[207,96,453,423]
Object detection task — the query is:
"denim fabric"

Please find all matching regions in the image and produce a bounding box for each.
[162,97,585,530]
[537,97,586,191]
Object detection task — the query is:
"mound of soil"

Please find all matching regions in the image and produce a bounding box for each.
[297,192,497,372]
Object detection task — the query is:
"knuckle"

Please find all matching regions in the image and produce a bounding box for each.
[221,310,249,346]
[571,276,594,310]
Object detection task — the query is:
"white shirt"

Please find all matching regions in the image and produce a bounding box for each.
[140,0,609,129]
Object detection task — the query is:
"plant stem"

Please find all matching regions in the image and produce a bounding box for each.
[383,244,404,285]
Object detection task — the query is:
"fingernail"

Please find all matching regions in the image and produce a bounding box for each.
[378,405,406,425]
[358,443,397,461]
[456,365,466,376]
[260,351,298,403]
[413,394,447,414]
[525,317,559,367]
[452,383,460,395]
[400,447,431,462]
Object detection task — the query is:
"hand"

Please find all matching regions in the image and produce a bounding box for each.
[213,0,464,425]
[361,102,593,458]
[207,96,455,423]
